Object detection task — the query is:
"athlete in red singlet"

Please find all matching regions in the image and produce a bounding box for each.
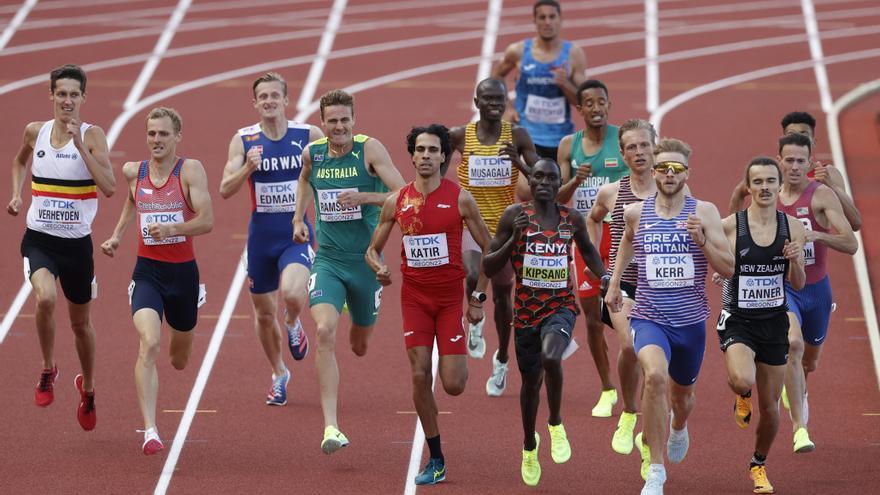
[367,125,490,486]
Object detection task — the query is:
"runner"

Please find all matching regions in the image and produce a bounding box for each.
[219,72,324,406]
[605,138,734,495]
[293,89,405,454]
[450,77,538,398]
[555,80,628,419]
[100,107,213,455]
[715,156,806,493]
[366,124,491,485]
[8,64,115,430]
[484,158,607,486]
[493,0,587,159]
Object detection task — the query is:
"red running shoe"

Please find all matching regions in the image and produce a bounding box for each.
[74,374,96,431]
[35,365,58,407]
[142,428,164,455]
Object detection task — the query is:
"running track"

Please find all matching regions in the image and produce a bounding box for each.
[1,1,878,493]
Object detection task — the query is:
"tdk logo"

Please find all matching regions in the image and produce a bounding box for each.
[407,235,441,246]
[42,199,75,209]
[261,183,293,194]
[145,213,180,223]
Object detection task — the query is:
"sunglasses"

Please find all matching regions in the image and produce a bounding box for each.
[653,161,688,174]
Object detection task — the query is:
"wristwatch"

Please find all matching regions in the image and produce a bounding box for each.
[470,291,487,303]
[599,274,611,296]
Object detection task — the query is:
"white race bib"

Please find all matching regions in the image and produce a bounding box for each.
[522,254,568,289]
[574,176,607,214]
[798,217,816,265]
[468,156,512,187]
[646,253,695,288]
[317,188,362,222]
[524,94,566,124]
[35,198,83,230]
[254,180,296,213]
[403,233,449,268]
[737,274,784,309]
[140,211,185,245]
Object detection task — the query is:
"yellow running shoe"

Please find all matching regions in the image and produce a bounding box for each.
[321,425,350,455]
[521,433,541,486]
[635,431,651,481]
[793,427,815,453]
[734,393,752,429]
[548,423,571,463]
[612,411,637,455]
[591,388,618,417]
[750,465,774,494]
[781,385,790,411]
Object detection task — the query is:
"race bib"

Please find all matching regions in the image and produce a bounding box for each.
[574,176,606,214]
[522,254,568,289]
[798,217,815,265]
[524,94,566,124]
[254,180,296,213]
[646,253,695,288]
[737,274,784,309]
[140,211,184,245]
[468,156,512,187]
[403,233,449,268]
[35,198,83,230]
[317,188,362,222]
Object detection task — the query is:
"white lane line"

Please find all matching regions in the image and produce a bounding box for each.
[403,345,439,495]
[825,78,880,390]
[124,0,191,110]
[0,283,31,343]
[296,0,347,113]
[645,0,659,113]
[801,0,833,112]
[471,0,503,120]
[0,0,38,51]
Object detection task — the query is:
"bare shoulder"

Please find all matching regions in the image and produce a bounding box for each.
[696,199,721,216]
[121,161,141,181]
[181,158,207,178]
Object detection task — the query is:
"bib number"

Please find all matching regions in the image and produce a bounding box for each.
[716,309,731,330]
[403,233,449,268]
[468,156,512,187]
[254,180,296,213]
[646,253,695,288]
[524,94,566,124]
[737,274,784,309]
[522,254,569,289]
[140,211,185,245]
[317,188,362,221]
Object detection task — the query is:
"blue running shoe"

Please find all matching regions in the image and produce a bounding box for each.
[266,368,290,406]
[287,318,309,361]
[414,457,446,485]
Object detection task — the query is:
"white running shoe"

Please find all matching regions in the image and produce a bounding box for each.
[486,350,508,397]
[641,465,666,495]
[467,318,486,359]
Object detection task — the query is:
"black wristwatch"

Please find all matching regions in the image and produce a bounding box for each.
[471,291,487,303]
[599,274,611,296]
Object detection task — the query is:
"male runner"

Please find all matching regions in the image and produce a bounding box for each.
[293,89,405,454]
[366,124,491,485]
[555,80,628,419]
[219,73,324,406]
[493,0,587,159]
[714,156,806,494]
[8,64,115,430]
[775,132,857,453]
[605,138,734,495]
[484,158,606,486]
[450,77,538,398]
[101,107,213,455]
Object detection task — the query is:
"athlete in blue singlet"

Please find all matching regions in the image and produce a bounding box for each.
[493,0,587,159]
[605,138,734,495]
[220,72,324,406]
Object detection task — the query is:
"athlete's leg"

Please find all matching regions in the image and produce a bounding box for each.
[581,295,613,390]
[639,345,670,465]
[250,291,286,377]
[168,327,195,371]
[313,303,341,427]
[68,300,95,391]
[280,263,310,326]
[669,381,696,432]
[784,312,807,430]
[754,362,785,456]
[31,268,57,370]
[542,331,568,425]
[611,298,640,412]
[409,346,439,437]
[438,354,468,396]
[802,343,823,379]
[133,308,162,430]
[349,323,373,357]
[724,343,757,395]
[521,369,543,451]
[492,279,514,363]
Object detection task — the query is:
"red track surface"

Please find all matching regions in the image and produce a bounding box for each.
[1,1,878,493]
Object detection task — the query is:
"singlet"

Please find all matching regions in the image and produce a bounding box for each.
[778,181,828,284]
[631,196,709,327]
[457,121,518,236]
[26,121,97,239]
[722,210,790,319]
[394,179,464,286]
[511,203,579,329]
[608,176,640,286]
[514,38,574,147]
[569,125,628,217]
[308,134,387,259]
[135,159,195,263]
[238,121,312,240]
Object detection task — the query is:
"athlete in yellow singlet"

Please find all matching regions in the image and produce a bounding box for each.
[449,77,539,397]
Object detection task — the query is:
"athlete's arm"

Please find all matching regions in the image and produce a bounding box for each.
[553,45,587,107]
[493,41,524,123]
[365,192,399,286]
[586,182,617,247]
[727,179,749,214]
[219,133,257,199]
[483,204,526,277]
[605,203,640,313]
[308,125,325,143]
[811,185,857,254]
[570,208,606,279]
[100,162,140,257]
[147,159,213,241]
[513,126,540,171]
[555,134,578,203]
[688,201,734,278]
[460,189,491,294]
[79,125,115,197]
[812,162,861,231]
[711,214,737,286]
[293,146,313,243]
[785,214,807,291]
[341,138,405,207]
[7,122,40,216]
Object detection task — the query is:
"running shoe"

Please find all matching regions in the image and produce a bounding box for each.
[521,433,541,486]
[780,385,790,411]
[414,457,446,485]
[142,427,164,456]
[750,465,774,494]
[485,350,508,397]
[467,318,486,359]
[612,411,637,454]
[641,464,666,495]
[666,421,688,464]
[793,427,815,453]
[548,423,571,463]
[35,365,58,407]
[635,432,651,481]
[321,425,350,455]
[266,368,290,406]
[74,374,96,431]
[286,318,309,361]
[591,388,618,417]
[735,393,752,429]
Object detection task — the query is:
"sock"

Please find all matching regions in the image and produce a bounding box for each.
[669,423,687,438]
[750,450,766,468]
[426,435,443,461]
[741,390,752,398]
